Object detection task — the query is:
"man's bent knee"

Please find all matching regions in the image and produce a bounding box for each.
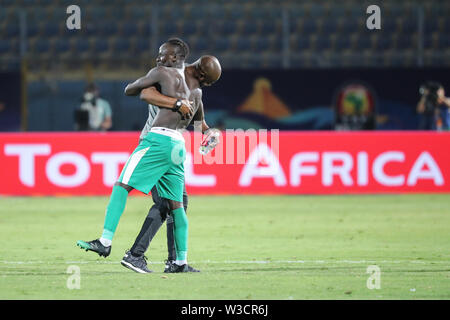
[167,200,183,210]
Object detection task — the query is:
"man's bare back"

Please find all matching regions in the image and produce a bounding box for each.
[150,66,198,130]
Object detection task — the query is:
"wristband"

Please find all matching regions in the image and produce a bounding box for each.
[173,100,182,112]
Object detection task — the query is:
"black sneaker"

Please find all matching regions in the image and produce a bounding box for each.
[76,239,111,257]
[121,250,153,274]
[185,264,200,272]
[165,262,200,273]
[164,259,175,273]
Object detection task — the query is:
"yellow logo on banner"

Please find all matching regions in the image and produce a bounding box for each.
[238,78,291,119]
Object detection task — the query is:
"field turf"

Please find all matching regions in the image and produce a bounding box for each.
[0,195,449,300]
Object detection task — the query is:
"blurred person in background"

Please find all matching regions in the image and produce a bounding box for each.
[417,81,450,130]
[75,83,112,131]
[436,85,450,131]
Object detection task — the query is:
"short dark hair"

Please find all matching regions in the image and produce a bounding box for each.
[167,37,190,59]
[426,81,443,92]
[85,83,98,93]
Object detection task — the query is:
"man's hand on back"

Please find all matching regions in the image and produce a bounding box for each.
[178,100,194,119]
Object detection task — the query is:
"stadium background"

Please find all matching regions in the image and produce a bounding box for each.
[0,0,449,132]
[0,0,450,302]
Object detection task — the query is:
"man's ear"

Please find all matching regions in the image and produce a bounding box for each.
[173,53,182,62]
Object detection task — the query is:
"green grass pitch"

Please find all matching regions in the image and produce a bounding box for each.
[0,194,449,299]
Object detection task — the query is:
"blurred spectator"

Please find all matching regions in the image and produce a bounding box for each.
[416,81,448,130]
[75,83,112,131]
[436,86,450,131]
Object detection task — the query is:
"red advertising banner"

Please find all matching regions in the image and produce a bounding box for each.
[0,131,449,196]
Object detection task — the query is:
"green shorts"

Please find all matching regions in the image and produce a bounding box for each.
[117,129,186,202]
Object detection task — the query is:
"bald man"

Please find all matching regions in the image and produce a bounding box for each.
[120,55,222,273]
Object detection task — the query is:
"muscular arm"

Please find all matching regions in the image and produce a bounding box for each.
[124,66,168,96]
[140,86,194,119]
[191,90,210,133]
[417,96,426,113]
[140,86,177,108]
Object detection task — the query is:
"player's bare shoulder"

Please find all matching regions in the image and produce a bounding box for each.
[146,65,173,79]
[190,88,202,100]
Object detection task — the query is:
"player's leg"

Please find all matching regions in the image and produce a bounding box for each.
[143,130,197,272]
[120,132,185,272]
[100,142,154,248]
[157,170,198,273]
[129,186,169,257]
[76,181,133,257]
[165,215,176,261]
[122,187,168,273]
[122,185,177,273]
[102,182,134,244]
[166,185,188,263]
[167,200,190,266]
[77,136,166,258]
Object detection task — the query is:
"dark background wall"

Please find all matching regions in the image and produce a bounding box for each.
[0,72,21,131]
[24,68,450,132]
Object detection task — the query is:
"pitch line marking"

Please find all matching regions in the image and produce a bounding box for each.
[1,259,448,265]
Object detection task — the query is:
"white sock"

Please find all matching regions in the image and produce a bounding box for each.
[99,237,112,247]
[175,260,187,266]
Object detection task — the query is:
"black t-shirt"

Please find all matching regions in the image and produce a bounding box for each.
[423,98,438,115]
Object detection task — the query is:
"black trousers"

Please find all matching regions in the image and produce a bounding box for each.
[418,114,436,130]
[130,185,188,260]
